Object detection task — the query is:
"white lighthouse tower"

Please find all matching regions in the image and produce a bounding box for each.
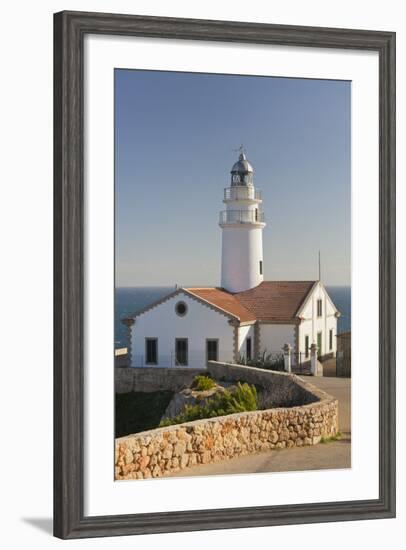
[219,149,266,293]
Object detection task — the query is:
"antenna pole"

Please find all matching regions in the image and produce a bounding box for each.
[233,144,245,154]
[318,250,321,281]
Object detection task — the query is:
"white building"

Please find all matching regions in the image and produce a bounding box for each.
[123,151,340,369]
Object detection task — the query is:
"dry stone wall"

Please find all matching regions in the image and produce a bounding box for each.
[207,362,320,407]
[115,366,206,394]
[115,362,338,480]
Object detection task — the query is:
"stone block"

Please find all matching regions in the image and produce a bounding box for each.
[124,448,133,465]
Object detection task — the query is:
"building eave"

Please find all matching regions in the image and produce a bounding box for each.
[182,288,241,323]
[294,281,340,318]
[294,281,320,318]
[320,281,341,314]
[257,318,300,325]
[238,319,257,326]
[121,288,183,322]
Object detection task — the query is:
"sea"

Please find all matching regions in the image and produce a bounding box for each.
[115,285,351,349]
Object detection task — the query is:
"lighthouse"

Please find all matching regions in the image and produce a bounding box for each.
[219,150,266,293]
[125,149,339,373]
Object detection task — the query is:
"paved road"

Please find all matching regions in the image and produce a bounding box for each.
[307,376,351,434]
[168,376,351,478]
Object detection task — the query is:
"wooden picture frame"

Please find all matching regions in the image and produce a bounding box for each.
[54,10,396,539]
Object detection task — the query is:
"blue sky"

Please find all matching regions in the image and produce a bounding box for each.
[115,69,350,287]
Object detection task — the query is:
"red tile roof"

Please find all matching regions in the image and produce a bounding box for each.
[234,281,317,322]
[186,281,316,323]
[185,287,256,322]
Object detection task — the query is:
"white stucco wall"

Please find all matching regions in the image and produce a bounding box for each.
[297,282,338,358]
[259,324,296,355]
[130,291,235,368]
[237,324,255,360]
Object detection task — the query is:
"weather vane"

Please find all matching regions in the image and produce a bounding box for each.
[233,144,245,155]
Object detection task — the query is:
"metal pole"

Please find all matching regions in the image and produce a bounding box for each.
[318,250,321,281]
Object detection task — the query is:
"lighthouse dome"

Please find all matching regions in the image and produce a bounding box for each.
[231,152,254,174]
[230,152,254,186]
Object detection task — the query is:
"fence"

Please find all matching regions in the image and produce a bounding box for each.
[126,346,321,375]
[219,209,265,224]
[131,351,235,369]
[218,349,315,374]
[237,352,285,372]
[291,352,312,375]
[223,186,262,201]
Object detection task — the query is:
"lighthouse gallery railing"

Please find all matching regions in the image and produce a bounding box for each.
[219,210,265,224]
[223,186,262,201]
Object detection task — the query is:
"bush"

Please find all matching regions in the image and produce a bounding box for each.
[192,374,216,392]
[159,382,258,427]
[228,381,258,412]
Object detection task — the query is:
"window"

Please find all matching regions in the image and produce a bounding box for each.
[175,301,188,317]
[329,329,333,351]
[317,331,322,355]
[175,338,188,366]
[246,337,252,361]
[317,299,323,317]
[145,338,158,365]
[259,260,263,275]
[305,335,309,359]
[255,208,258,221]
[206,339,218,363]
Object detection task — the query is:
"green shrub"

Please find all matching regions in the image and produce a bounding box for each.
[192,374,216,392]
[159,382,258,427]
[228,382,257,412]
[320,432,342,444]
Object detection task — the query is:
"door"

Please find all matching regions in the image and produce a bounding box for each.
[246,337,252,361]
[206,339,218,365]
[317,331,323,356]
[175,338,188,366]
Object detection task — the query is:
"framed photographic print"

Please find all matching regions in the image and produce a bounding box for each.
[54,10,396,539]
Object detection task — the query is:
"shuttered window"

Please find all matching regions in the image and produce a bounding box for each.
[145,338,158,365]
[206,339,218,363]
[175,338,188,366]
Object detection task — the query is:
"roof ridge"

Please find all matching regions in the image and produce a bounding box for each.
[260,280,318,283]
